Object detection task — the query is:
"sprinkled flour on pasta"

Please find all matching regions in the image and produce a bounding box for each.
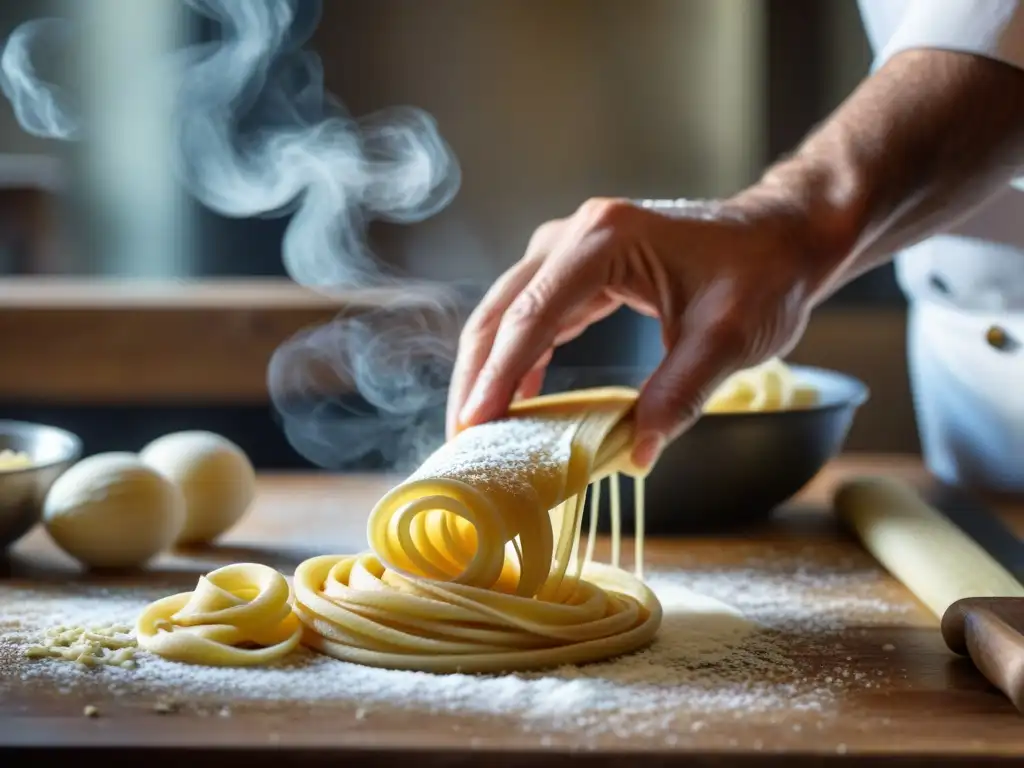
[0,548,915,738]
[409,416,576,501]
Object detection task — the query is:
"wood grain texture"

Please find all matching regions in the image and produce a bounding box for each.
[942,598,1024,714]
[0,277,449,404]
[0,278,914,451]
[2,455,1024,766]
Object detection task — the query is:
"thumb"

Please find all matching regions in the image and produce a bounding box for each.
[631,321,746,467]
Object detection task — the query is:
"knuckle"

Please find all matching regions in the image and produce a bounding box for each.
[526,219,563,255]
[505,288,546,326]
[459,308,494,347]
[577,196,632,229]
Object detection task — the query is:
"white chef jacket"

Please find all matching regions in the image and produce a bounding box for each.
[857,0,1024,491]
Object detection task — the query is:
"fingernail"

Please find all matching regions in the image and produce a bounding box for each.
[631,433,665,469]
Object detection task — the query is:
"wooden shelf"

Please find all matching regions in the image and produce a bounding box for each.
[0,277,447,404]
[0,277,916,452]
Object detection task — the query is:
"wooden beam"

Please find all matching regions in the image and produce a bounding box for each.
[0,277,450,404]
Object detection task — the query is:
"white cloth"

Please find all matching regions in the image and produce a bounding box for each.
[857,0,1024,491]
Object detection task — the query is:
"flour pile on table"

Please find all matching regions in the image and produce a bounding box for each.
[0,552,912,738]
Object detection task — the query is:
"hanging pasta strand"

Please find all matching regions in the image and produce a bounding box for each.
[567,491,588,577]
[584,477,601,566]
[609,472,622,569]
[634,475,645,580]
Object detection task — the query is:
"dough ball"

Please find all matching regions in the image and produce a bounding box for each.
[139,431,255,545]
[42,452,185,569]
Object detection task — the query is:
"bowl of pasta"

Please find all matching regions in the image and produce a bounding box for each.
[550,358,868,534]
[0,420,82,549]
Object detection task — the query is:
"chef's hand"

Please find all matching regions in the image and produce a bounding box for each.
[446,197,829,467]
[448,48,1024,467]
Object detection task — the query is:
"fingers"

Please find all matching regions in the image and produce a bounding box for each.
[514,353,551,402]
[446,258,540,438]
[446,220,564,438]
[457,230,612,429]
[631,318,748,468]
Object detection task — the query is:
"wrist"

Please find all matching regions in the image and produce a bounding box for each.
[729,149,869,305]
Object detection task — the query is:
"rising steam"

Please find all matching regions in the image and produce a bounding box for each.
[1,0,470,470]
[0,19,78,140]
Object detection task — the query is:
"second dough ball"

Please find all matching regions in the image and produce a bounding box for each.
[43,452,185,569]
[140,431,255,545]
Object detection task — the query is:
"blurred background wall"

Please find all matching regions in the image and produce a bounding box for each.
[0,0,917,466]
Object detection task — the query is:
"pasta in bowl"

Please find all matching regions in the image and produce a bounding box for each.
[583,358,869,534]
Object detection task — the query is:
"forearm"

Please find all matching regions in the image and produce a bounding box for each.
[737,48,1024,302]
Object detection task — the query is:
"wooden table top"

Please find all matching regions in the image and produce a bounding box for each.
[2,454,1023,767]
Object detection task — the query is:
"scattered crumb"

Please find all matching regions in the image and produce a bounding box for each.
[23,623,137,668]
[154,699,179,715]
[882,643,896,652]
[83,704,99,718]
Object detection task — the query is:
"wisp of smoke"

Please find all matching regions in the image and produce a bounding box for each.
[0,19,78,140]
[176,0,460,288]
[0,0,471,470]
[269,295,465,470]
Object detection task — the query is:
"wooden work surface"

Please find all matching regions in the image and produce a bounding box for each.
[2,454,1023,767]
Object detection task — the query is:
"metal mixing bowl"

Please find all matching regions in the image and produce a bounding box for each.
[553,365,869,535]
[0,420,82,548]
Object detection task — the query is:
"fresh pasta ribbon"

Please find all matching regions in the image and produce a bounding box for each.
[136,362,817,671]
[294,386,662,673]
[136,563,302,666]
[292,554,660,673]
[703,357,818,413]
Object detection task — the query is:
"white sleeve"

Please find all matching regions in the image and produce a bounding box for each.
[869,0,1024,189]
[873,0,1024,72]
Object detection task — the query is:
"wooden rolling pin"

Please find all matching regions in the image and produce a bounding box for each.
[834,476,1024,712]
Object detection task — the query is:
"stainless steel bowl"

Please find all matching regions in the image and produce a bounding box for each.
[0,420,83,548]
[549,365,869,534]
